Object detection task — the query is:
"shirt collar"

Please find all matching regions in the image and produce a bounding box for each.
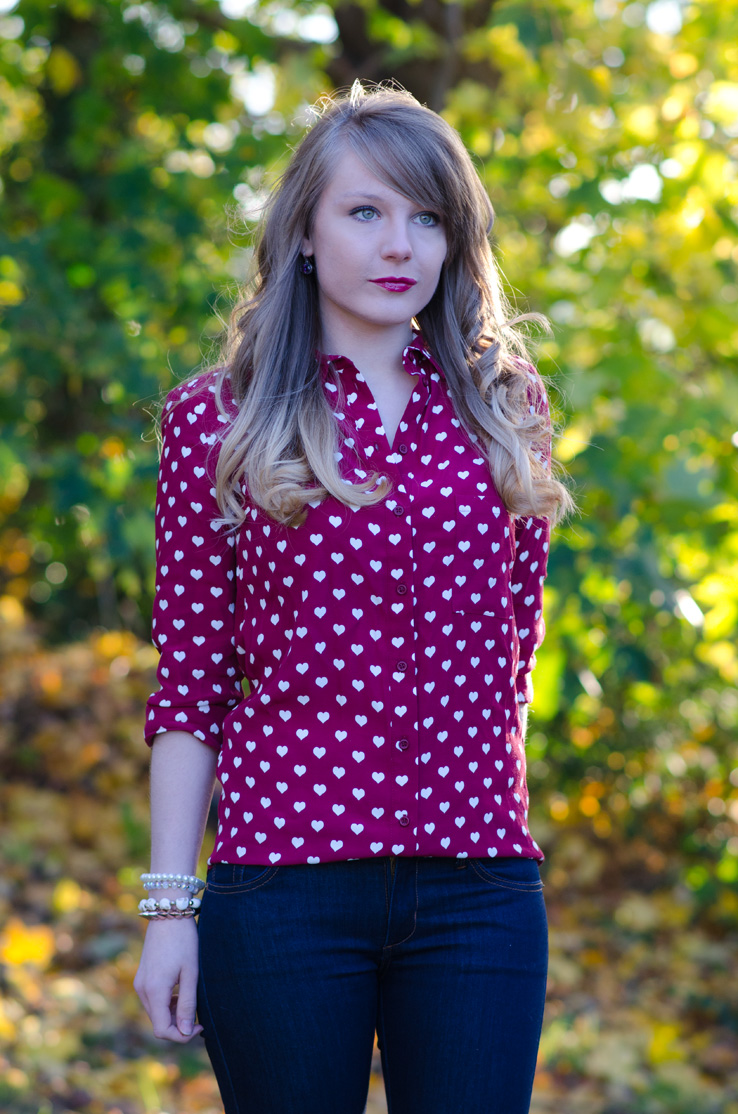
[317,331,446,382]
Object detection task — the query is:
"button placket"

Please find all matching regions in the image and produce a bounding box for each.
[380,428,420,845]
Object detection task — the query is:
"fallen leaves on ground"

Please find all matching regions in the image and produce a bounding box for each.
[1,610,736,1114]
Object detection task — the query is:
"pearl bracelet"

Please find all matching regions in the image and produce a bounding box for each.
[140,872,206,894]
[138,896,202,919]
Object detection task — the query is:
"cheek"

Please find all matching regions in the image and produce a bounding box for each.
[420,233,447,271]
[426,248,447,287]
[314,229,362,270]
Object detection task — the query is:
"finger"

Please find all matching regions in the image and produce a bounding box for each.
[149,987,182,1041]
[175,966,201,1038]
[154,1022,198,1043]
[147,989,203,1044]
[171,997,204,1040]
[133,972,148,1011]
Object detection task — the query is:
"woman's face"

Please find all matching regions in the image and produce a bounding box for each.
[301,146,447,344]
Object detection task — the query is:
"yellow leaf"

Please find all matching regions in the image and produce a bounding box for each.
[555,423,591,463]
[589,65,612,94]
[52,878,83,915]
[471,24,533,71]
[696,640,738,683]
[703,81,738,126]
[0,594,25,627]
[0,918,55,969]
[0,280,24,305]
[100,436,126,459]
[46,46,82,96]
[668,140,702,175]
[39,667,63,696]
[625,104,659,140]
[0,1000,17,1041]
[649,1021,684,1064]
[212,29,239,54]
[669,52,698,78]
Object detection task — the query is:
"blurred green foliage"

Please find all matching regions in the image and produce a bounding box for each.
[0,0,325,636]
[1,0,737,951]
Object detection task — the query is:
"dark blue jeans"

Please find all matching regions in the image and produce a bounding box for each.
[197,855,548,1114]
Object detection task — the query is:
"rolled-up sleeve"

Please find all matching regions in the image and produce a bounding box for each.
[512,366,552,706]
[512,515,550,705]
[144,377,242,748]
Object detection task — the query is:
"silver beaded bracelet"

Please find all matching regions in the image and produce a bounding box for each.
[138,895,202,919]
[140,872,206,894]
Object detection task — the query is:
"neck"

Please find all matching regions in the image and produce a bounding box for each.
[319,313,414,379]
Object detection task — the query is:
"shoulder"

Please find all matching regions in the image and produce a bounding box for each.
[161,368,238,441]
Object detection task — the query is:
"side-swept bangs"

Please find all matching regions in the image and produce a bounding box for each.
[335,107,493,264]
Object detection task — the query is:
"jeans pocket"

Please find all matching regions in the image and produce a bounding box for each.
[469,855,544,892]
[205,861,281,894]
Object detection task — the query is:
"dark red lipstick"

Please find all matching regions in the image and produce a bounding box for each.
[369,277,418,292]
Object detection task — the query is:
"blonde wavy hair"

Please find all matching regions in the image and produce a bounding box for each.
[200,83,574,529]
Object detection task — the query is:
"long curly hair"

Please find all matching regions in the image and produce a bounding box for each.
[202,82,574,529]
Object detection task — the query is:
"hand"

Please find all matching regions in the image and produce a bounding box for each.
[134,917,204,1042]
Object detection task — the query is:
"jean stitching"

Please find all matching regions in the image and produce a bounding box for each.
[208,863,278,884]
[470,858,544,891]
[206,866,280,894]
[381,859,418,948]
[377,983,394,1114]
[198,935,242,1114]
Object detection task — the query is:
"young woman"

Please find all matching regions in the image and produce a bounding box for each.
[134,82,573,1114]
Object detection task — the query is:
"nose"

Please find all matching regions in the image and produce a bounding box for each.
[381,216,412,261]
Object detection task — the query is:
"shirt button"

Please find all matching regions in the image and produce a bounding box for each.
[398,443,408,454]
[399,813,410,827]
[397,737,409,751]
[396,583,407,595]
[393,504,404,516]
[396,660,408,671]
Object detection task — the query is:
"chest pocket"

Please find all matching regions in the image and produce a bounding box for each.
[451,493,514,618]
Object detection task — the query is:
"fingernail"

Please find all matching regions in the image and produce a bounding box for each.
[179,1019,193,1035]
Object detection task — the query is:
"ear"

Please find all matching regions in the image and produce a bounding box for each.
[301,234,313,257]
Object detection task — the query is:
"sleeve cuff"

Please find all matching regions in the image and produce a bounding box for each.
[143,700,236,749]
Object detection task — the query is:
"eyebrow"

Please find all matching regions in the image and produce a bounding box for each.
[336,192,393,202]
[335,191,441,213]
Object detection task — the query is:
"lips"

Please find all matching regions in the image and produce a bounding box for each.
[369,277,418,292]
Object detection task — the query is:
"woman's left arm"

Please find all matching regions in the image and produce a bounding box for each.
[511,362,553,736]
[511,513,551,717]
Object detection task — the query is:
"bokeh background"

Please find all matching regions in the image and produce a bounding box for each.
[1,1,737,1112]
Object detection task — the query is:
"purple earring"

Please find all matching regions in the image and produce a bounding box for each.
[301,255,314,275]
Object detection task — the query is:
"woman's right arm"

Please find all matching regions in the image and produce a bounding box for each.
[133,730,217,1042]
[136,378,242,1040]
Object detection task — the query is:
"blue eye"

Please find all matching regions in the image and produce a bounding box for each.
[415,212,441,226]
[351,206,378,221]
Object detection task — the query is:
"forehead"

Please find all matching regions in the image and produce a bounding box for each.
[319,147,423,207]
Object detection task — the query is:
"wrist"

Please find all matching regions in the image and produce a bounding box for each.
[139,893,202,919]
[141,871,205,894]
[137,871,205,922]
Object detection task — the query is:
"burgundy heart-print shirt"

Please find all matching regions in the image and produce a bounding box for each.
[145,334,552,866]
